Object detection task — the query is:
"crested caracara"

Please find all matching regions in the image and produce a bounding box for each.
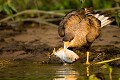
[58,8,113,64]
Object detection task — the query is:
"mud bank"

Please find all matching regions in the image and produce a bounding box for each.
[0,24,120,67]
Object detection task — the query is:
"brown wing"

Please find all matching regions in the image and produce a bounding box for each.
[86,15,101,43]
[58,8,101,45]
[58,8,86,41]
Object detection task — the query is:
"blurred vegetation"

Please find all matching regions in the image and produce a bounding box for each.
[0,0,120,26]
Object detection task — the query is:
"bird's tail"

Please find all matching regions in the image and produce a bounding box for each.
[93,13,114,27]
[84,8,114,27]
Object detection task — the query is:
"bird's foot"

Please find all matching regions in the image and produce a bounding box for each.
[86,61,90,65]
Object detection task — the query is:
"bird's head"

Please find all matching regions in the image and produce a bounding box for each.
[63,32,74,48]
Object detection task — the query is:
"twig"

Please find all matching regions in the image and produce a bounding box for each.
[95,57,120,65]
[8,18,58,27]
[1,7,119,23]
[0,10,65,22]
[53,9,73,12]
[1,7,119,27]
[44,18,62,21]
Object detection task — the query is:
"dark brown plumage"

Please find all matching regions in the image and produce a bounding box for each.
[58,8,113,64]
[58,8,113,49]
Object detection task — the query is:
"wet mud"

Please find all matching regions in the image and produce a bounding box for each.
[0,23,120,67]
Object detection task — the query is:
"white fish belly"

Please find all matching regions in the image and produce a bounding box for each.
[54,48,79,63]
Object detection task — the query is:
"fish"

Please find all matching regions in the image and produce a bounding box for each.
[52,47,79,63]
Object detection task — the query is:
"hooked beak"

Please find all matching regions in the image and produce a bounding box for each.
[64,41,70,49]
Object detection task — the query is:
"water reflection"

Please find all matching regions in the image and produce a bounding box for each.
[0,62,119,80]
[53,65,79,80]
[86,65,113,80]
[86,66,90,77]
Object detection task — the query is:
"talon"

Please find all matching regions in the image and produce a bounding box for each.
[86,61,90,65]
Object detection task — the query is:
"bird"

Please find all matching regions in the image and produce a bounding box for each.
[58,8,113,64]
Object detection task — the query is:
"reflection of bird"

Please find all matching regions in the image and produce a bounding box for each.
[58,8,113,64]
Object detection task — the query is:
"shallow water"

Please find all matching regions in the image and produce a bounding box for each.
[0,61,120,80]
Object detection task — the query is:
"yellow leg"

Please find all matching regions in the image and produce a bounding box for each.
[86,51,90,65]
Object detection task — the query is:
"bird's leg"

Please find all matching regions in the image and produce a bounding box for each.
[86,51,90,64]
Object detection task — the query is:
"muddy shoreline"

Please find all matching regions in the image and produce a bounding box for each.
[0,24,120,67]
